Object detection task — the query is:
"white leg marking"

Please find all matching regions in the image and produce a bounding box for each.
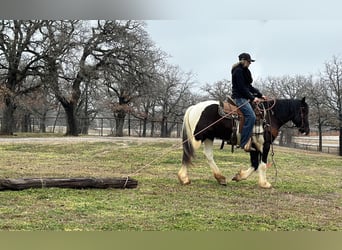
[239,167,255,180]
[258,162,272,188]
[203,139,226,185]
[232,167,255,182]
[191,138,202,150]
[203,139,220,174]
[178,165,190,185]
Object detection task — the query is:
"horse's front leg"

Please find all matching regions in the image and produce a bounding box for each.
[258,141,272,189]
[232,150,258,182]
[203,139,226,185]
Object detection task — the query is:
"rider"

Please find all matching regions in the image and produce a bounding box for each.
[231,53,266,152]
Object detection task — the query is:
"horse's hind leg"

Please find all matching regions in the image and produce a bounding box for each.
[178,165,191,185]
[232,167,255,181]
[203,139,227,185]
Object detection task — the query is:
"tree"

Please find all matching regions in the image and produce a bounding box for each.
[258,75,311,99]
[157,65,193,137]
[131,74,160,137]
[102,21,164,137]
[41,20,161,136]
[15,76,57,133]
[305,79,331,151]
[41,20,100,136]
[0,20,45,135]
[321,55,342,156]
[201,79,232,101]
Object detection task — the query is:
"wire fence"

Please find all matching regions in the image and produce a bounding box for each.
[0,116,340,155]
[0,116,183,138]
[287,142,339,155]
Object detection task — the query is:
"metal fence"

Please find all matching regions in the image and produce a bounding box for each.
[0,116,183,138]
[288,142,339,155]
[1,116,340,155]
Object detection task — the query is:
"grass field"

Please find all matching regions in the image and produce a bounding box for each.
[0,136,340,231]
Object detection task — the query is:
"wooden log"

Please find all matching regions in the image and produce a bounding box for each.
[0,177,138,191]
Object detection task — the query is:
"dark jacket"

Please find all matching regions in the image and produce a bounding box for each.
[231,63,262,102]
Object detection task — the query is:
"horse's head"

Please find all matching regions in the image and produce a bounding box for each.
[292,97,310,135]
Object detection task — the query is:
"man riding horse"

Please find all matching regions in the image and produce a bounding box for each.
[231,53,267,152]
[177,52,310,188]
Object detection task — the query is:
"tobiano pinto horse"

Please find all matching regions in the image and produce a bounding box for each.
[178,98,310,188]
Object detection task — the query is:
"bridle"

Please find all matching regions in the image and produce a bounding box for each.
[298,106,307,132]
[257,99,307,132]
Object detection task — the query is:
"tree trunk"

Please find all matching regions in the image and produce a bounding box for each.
[318,122,323,152]
[1,98,16,135]
[63,103,79,136]
[142,118,147,137]
[115,117,125,137]
[150,107,156,137]
[40,112,47,133]
[160,117,168,138]
[339,116,342,156]
[21,113,31,133]
[115,110,126,137]
[80,117,89,135]
[167,122,176,137]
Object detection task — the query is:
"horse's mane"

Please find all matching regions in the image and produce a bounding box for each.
[265,99,303,121]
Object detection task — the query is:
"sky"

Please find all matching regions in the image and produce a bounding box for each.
[145,20,342,86]
[1,0,341,87]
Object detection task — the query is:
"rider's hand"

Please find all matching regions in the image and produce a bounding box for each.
[253,97,261,104]
[261,95,267,100]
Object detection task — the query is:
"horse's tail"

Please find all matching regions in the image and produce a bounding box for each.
[182,106,195,166]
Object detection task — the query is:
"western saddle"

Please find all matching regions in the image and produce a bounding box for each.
[218,96,265,151]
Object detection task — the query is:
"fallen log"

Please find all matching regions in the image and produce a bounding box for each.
[0,177,138,191]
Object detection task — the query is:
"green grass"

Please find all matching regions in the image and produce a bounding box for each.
[0,137,340,231]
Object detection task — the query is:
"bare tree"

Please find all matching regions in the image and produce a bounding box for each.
[131,72,160,137]
[156,65,194,137]
[201,79,232,101]
[0,20,45,135]
[258,75,310,99]
[321,55,342,156]
[102,21,164,136]
[40,20,88,136]
[305,79,331,151]
[41,20,161,136]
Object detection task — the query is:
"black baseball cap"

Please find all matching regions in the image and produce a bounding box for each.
[238,53,255,62]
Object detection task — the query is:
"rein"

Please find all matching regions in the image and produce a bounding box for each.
[256,98,276,112]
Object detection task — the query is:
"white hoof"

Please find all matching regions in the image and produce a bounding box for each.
[232,167,255,182]
[258,162,271,189]
[259,181,272,189]
[177,173,191,185]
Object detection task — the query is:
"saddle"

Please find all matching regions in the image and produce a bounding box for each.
[218,96,265,151]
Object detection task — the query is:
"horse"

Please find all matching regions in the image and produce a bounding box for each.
[178,97,310,188]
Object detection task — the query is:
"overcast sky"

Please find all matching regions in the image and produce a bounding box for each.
[1,0,341,87]
[145,20,342,86]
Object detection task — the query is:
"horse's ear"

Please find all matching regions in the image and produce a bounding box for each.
[301,97,306,103]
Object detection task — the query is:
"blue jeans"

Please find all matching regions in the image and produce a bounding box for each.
[235,98,256,148]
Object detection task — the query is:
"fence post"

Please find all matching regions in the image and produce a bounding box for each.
[139,119,142,137]
[100,118,103,136]
[128,113,131,136]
